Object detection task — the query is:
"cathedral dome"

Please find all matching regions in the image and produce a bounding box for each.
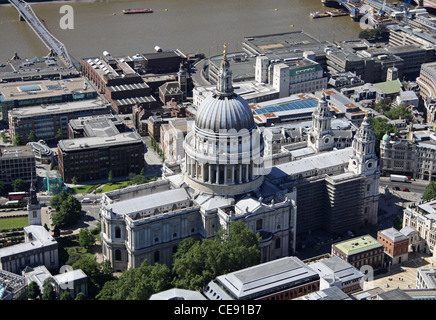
[195,93,255,133]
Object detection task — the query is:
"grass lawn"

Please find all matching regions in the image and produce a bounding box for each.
[69,184,102,194]
[0,217,29,231]
[94,180,131,193]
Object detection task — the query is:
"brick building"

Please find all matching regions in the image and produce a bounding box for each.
[57,117,144,183]
[377,227,409,267]
[331,235,384,270]
[81,53,156,114]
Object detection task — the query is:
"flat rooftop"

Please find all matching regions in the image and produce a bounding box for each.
[214,256,319,300]
[0,226,57,259]
[58,131,142,152]
[0,77,95,102]
[333,234,383,256]
[0,145,34,159]
[268,147,353,181]
[242,31,329,56]
[106,188,190,217]
[8,98,110,118]
[0,56,79,82]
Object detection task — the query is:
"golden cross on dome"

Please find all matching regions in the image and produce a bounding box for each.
[223,43,228,60]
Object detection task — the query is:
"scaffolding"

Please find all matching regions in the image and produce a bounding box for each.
[43,171,63,196]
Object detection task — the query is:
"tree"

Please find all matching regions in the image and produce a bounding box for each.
[51,193,82,228]
[75,292,86,300]
[28,281,41,300]
[79,228,95,251]
[11,179,27,192]
[49,189,69,211]
[96,260,171,300]
[172,221,261,290]
[27,130,37,142]
[393,215,403,230]
[108,170,114,183]
[56,128,63,141]
[13,134,24,146]
[373,99,390,114]
[41,278,57,300]
[71,176,78,185]
[60,291,74,300]
[384,104,413,121]
[358,24,389,41]
[368,116,398,156]
[423,181,436,202]
[72,255,115,299]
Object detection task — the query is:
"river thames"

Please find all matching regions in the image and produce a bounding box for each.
[0,0,400,62]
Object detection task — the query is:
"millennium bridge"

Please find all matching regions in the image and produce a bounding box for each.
[8,0,75,68]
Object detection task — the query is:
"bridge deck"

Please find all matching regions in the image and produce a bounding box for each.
[8,0,74,68]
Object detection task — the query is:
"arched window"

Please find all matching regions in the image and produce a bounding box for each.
[115,226,121,238]
[115,249,122,261]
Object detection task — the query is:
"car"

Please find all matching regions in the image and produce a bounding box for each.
[393,186,400,191]
[401,188,410,192]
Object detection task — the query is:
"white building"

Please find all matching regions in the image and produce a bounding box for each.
[308,256,365,296]
[416,268,436,289]
[0,225,58,275]
[255,55,327,98]
[403,199,436,256]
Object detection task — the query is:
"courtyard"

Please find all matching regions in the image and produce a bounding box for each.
[363,252,436,291]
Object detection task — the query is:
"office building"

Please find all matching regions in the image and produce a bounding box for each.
[0,55,80,83]
[8,98,112,144]
[0,145,36,185]
[57,117,144,183]
[0,77,97,124]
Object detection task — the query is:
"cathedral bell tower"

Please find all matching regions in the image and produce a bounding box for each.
[307,89,335,153]
[348,112,378,176]
[348,112,380,227]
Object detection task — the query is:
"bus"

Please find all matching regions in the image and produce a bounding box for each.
[8,192,28,202]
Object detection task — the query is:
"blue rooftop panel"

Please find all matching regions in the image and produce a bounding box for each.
[255,98,318,115]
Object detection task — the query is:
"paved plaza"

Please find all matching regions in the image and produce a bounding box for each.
[364,252,436,291]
